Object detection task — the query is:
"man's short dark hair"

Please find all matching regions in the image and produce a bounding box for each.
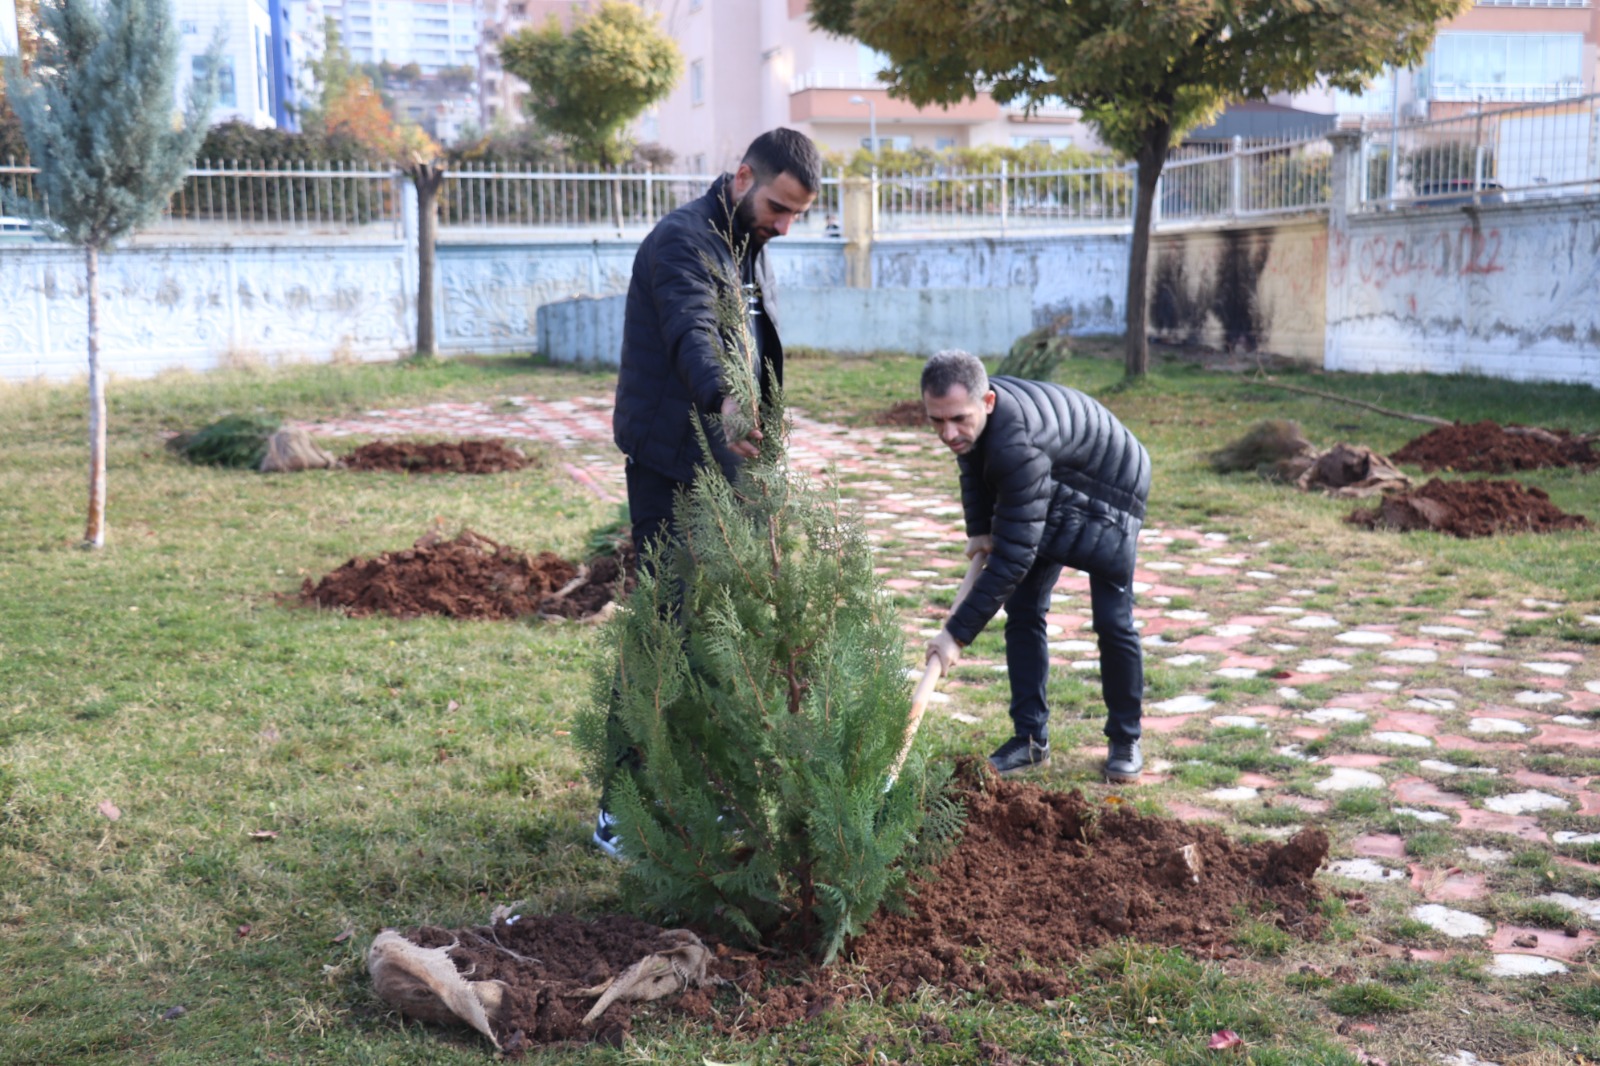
[921,349,989,400]
[742,128,822,194]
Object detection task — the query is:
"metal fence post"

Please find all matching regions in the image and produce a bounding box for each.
[1229,135,1243,218]
[643,166,655,229]
[999,158,1009,237]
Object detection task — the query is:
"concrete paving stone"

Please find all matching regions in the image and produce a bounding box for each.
[1276,687,1303,701]
[1407,696,1458,711]
[1589,680,1600,695]
[1140,715,1196,733]
[1245,571,1276,581]
[1316,767,1387,792]
[1211,715,1265,729]
[1275,744,1315,762]
[1553,715,1595,727]
[1236,773,1280,789]
[1383,649,1440,664]
[1289,588,1317,597]
[1298,658,1352,673]
[1214,667,1260,679]
[1483,790,1570,815]
[1390,777,1469,808]
[1151,694,1216,715]
[1165,654,1207,667]
[1419,625,1476,638]
[1465,847,1510,865]
[1488,954,1567,977]
[1302,707,1368,724]
[1368,680,1403,691]
[1263,606,1305,615]
[1553,831,1600,845]
[1166,608,1210,621]
[1326,858,1406,883]
[1525,661,1574,677]
[1468,717,1531,735]
[1275,794,1329,813]
[1352,833,1408,858]
[1464,668,1496,679]
[1410,904,1492,938]
[1372,712,1442,734]
[1419,759,1499,776]
[1534,893,1600,922]
[1322,753,1394,768]
[1435,734,1525,754]
[1164,802,1227,823]
[1142,560,1185,571]
[1489,925,1598,961]
[1328,691,1394,709]
[1336,630,1395,645]
[1534,724,1600,749]
[1463,642,1504,653]
[1221,654,1278,671]
[1290,614,1342,629]
[1207,786,1260,802]
[1454,809,1547,842]
[1410,865,1488,900]
[1210,624,1257,638]
[1514,690,1566,705]
[1394,807,1454,824]
[1510,770,1586,791]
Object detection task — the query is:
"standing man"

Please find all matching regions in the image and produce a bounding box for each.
[613,127,821,564]
[598,129,820,855]
[920,350,1151,783]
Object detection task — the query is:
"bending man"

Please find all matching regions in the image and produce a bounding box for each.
[921,350,1151,783]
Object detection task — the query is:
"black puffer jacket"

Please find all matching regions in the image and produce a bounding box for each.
[613,174,782,484]
[946,376,1151,646]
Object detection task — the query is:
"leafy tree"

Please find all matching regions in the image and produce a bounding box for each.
[3,0,217,548]
[500,0,680,228]
[811,0,1470,377]
[575,236,957,964]
[322,73,401,158]
[301,15,358,130]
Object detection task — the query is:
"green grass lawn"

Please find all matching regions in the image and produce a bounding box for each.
[1,347,1596,1064]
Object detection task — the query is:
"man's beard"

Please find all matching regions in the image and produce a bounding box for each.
[733,191,773,254]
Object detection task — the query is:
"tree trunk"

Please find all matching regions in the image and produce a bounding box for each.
[412,162,445,359]
[84,242,106,548]
[1123,122,1171,379]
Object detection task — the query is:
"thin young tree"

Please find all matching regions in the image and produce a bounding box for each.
[4,0,217,548]
[810,0,1470,378]
[499,0,680,232]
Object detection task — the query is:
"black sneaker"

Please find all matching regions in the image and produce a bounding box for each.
[989,735,1050,775]
[592,809,622,859]
[1105,739,1144,783]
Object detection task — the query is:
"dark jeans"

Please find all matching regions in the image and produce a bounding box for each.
[625,459,682,576]
[1004,558,1143,745]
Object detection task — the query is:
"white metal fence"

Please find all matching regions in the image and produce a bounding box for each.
[3,100,1596,240]
[1358,93,1600,210]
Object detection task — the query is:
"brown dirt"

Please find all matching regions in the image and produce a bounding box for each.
[1391,420,1599,474]
[300,529,634,621]
[1345,477,1591,538]
[343,439,533,474]
[391,769,1329,1051]
[872,400,929,427]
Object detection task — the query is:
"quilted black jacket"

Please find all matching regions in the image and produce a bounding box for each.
[946,376,1151,646]
[612,174,782,484]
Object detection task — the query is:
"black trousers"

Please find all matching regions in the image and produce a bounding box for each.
[1003,557,1143,745]
[625,459,682,573]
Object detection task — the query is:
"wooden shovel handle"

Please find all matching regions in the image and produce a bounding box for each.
[891,550,989,781]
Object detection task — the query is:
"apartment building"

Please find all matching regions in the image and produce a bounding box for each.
[0,0,18,59]
[323,0,478,73]
[644,0,1097,172]
[175,0,282,128]
[1280,0,1599,124]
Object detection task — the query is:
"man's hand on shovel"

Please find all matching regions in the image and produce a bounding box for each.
[925,629,963,678]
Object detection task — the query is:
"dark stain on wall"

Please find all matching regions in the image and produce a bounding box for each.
[1150,239,1203,345]
[1213,230,1271,352]
[1150,230,1273,352]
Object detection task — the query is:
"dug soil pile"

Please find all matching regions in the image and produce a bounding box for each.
[301,529,633,621]
[871,400,928,427]
[343,439,532,474]
[1346,477,1590,538]
[376,770,1328,1051]
[1391,420,1598,474]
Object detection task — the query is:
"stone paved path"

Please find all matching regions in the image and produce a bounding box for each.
[301,394,1600,979]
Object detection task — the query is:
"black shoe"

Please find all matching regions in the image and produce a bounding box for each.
[1105,739,1143,783]
[989,735,1050,775]
[592,809,622,859]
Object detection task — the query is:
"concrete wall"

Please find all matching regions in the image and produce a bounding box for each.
[1326,194,1600,385]
[1149,218,1327,364]
[536,287,1034,366]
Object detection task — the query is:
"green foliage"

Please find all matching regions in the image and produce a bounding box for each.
[500,0,681,168]
[995,327,1071,382]
[574,230,956,965]
[2,0,218,247]
[1327,980,1426,1015]
[174,414,282,469]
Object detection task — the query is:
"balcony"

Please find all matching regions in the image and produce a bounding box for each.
[789,85,1001,125]
[1428,80,1587,102]
[1476,1,1588,7]
[791,69,892,93]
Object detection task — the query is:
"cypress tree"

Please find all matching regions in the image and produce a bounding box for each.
[3,0,217,548]
[575,231,960,965]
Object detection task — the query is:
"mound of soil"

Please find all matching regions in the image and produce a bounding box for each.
[301,529,632,621]
[385,771,1328,1051]
[344,439,532,474]
[872,400,928,427]
[1391,420,1599,474]
[1345,477,1590,538]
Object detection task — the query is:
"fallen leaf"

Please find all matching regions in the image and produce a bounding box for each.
[159,1005,187,1021]
[1208,1029,1244,1051]
[248,830,279,841]
[237,924,252,938]
[332,927,354,944]
[554,730,570,737]
[97,800,121,821]
[446,700,460,712]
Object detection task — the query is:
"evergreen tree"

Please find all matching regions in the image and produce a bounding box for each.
[3,0,217,547]
[575,231,959,965]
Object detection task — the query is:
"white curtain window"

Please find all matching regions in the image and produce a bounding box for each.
[1428,32,1582,101]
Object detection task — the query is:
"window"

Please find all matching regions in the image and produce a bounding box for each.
[1426,32,1584,101]
[179,20,198,34]
[1334,69,1395,114]
[862,135,912,151]
[690,59,704,105]
[195,55,236,108]
[934,137,957,151]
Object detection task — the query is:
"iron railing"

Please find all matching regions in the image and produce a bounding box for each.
[1359,92,1600,209]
